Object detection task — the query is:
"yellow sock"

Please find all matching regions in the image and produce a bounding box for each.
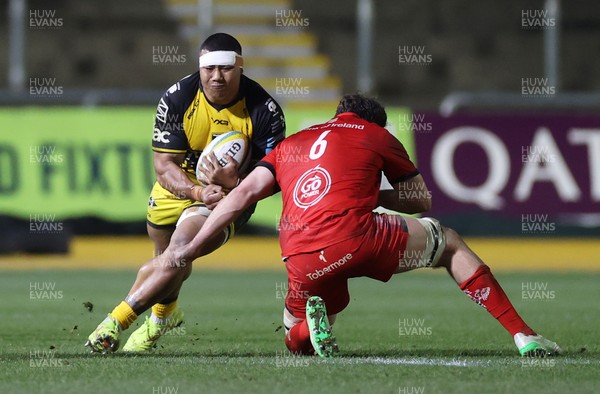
[110,301,138,330]
[152,300,178,319]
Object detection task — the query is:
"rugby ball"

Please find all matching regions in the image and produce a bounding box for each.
[196,131,251,185]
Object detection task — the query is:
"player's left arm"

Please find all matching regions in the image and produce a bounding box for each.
[377,128,431,213]
[249,96,286,163]
[197,152,240,191]
[198,96,285,190]
[378,174,432,213]
[183,166,277,258]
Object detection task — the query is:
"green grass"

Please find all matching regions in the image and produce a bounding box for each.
[0,269,598,394]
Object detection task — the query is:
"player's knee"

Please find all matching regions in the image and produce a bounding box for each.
[283,308,301,332]
[418,217,447,268]
[285,336,314,355]
[442,226,463,253]
[137,261,155,277]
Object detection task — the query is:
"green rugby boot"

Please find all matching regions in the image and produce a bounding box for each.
[306,296,339,358]
[515,333,561,357]
[84,314,121,354]
[122,309,184,352]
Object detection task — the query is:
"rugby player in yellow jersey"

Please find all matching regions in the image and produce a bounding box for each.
[85,33,285,353]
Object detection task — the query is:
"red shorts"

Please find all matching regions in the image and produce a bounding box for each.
[284,213,408,318]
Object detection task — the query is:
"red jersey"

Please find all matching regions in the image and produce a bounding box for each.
[258,112,418,257]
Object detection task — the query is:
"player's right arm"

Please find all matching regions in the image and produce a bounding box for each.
[152,76,204,201]
[153,152,202,201]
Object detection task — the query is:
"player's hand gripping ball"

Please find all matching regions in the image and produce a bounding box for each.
[196,131,250,186]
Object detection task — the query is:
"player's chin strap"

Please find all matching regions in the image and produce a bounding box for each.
[199,51,244,68]
[417,217,446,267]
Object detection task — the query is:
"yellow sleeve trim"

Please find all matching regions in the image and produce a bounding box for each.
[152,147,187,154]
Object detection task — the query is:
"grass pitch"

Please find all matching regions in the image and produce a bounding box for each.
[0,269,598,394]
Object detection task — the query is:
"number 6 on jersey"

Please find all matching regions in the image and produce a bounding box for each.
[309,130,331,160]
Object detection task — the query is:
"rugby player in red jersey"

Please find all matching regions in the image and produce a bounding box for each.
[108,94,561,357]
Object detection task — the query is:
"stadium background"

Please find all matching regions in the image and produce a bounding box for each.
[2,0,599,252]
[0,1,599,393]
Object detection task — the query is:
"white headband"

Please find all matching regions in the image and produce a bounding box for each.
[199,51,243,68]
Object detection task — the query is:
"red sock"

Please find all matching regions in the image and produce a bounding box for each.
[285,320,314,355]
[459,265,536,337]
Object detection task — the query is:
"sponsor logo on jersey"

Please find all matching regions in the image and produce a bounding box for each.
[156,98,169,123]
[153,127,171,144]
[292,165,331,209]
[187,99,199,119]
[167,82,180,95]
[319,250,327,263]
[266,98,278,113]
[306,253,352,280]
[211,118,229,125]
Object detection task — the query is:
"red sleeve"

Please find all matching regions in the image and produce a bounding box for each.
[255,146,280,191]
[380,131,419,184]
[257,145,277,172]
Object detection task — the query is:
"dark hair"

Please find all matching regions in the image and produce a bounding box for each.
[334,94,387,127]
[200,33,242,55]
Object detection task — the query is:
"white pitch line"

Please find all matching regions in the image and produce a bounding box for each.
[185,356,600,367]
[330,357,482,367]
[326,357,600,367]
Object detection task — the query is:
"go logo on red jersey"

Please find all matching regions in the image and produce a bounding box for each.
[293,165,331,209]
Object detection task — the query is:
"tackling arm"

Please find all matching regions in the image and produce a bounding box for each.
[184,166,277,258]
[378,174,432,214]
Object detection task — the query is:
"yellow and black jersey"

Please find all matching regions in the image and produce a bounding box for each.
[151,72,286,174]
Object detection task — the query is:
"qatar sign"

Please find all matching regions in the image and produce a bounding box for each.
[412,114,600,231]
